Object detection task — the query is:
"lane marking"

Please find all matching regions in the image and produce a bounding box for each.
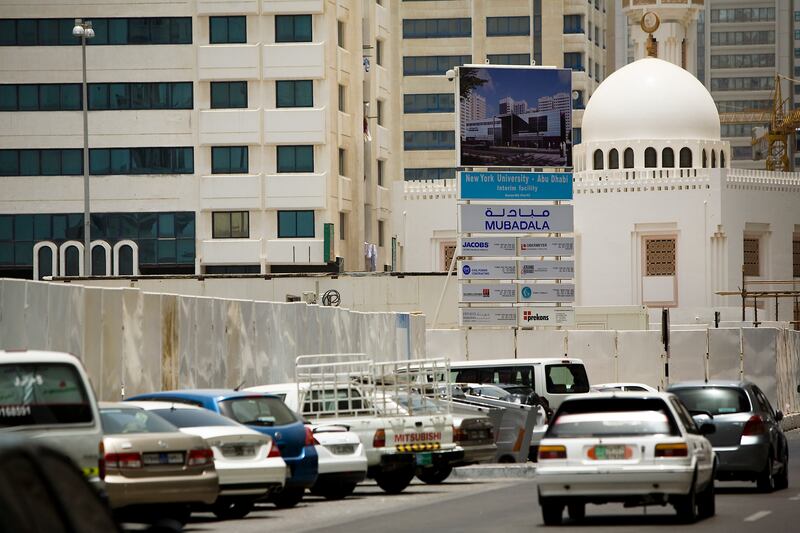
[744,511,772,522]
[789,493,800,501]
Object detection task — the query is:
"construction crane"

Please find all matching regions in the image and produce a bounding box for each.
[750,75,800,171]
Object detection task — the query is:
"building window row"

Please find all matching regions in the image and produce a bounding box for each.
[711,7,775,23]
[403,167,456,181]
[732,145,754,160]
[209,16,246,44]
[275,14,312,43]
[403,131,456,151]
[564,52,584,71]
[0,17,192,46]
[710,77,775,92]
[563,15,583,34]
[591,146,724,170]
[210,81,248,109]
[721,123,765,137]
[211,146,248,174]
[403,93,455,114]
[212,211,249,239]
[0,84,81,111]
[90,147,193,175]
[710,53,775,70]
[89,82,193,110]
[403,55,472,76]
[277,210,314,238]
[486,16,530,37]
[277,145,314,173]
[402,18,471,39]
[710,31,774,46]
[716,99,772,112]
[487,54,530,66]
[276,80,313,108]
[0,149,82,176]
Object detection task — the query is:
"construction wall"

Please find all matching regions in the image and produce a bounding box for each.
[427,327,800,416]
[0,279,426,401]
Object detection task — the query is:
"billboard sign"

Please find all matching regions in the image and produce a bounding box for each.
[518,260,574,279]
[457,65,572,168]
[518,237,574,257]
[459,237,517,257]
[518,283,575,303]
[461,307,519,327]
[459,204,573,234]
[458,260,517,280]
[459,171,572,201]
[460,284,518,303]
[518,307,575,327]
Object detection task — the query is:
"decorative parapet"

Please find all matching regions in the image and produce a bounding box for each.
[574,168,711,194]
[725,169,800,192]
[401,179,458,200]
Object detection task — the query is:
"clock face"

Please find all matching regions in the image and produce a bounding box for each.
[641,12,660,33]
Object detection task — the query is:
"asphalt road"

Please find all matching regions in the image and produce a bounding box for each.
[181,431,800,533]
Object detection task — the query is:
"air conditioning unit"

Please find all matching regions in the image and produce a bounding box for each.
[302,291,318,304]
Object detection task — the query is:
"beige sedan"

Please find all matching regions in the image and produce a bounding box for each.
[100,402,219,523]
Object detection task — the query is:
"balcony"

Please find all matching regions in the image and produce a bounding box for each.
[337,46,351,75]
[376,3,390,37]
[263,42,324,79]
[264,107,326,144]
[375,65,391,98]
[338,175,353,212]
[265,173,326,209]
[376,125,391,158]
[200,174,261,210]
[376,185,390,219]
[266,239,325,264]
[197,44,260,80]
[199,109,261,145]
[201,239,261,265]
[197,0,259,15]
[262,0,323,14]
[338,111,353,139]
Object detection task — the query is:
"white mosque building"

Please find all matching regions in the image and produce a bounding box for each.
[393,12,800,325]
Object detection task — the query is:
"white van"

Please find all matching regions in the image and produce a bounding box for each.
[449,358,590,410]
[0,350,104,489]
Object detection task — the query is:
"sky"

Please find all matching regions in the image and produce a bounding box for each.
[464,67,572,116]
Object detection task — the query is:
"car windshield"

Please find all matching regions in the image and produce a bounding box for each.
[219,396,297,426]
[150,408,241,428]
[0,363,93,428]
[670,387,751,415]
[545,364,590,394]
[547,398,680,437]
[101,408,178,435]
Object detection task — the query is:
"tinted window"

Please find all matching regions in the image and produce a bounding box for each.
[670,398,699,434]
[0,363,92,427]
[100,407,178,434]
[547,398,680,438]
[218,397,297,426]
[670,387,751,415]
[150,408,241,428]
[545,364,589,394]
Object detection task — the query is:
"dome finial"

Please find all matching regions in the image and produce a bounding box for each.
[640,12,660,58]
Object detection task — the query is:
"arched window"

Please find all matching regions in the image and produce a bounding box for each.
[119,245,134,276]
[702,149,708,168]
[37,246,53,279]
[711,150,717,168]
[679,147,692,168]
[65,246,80,276]
[661,147,675,168]
[720,150,726,168]
[92,245,107,276]
[593,149,604,170]
[623,148,634,168]
[608,148,619,169]
[644,147,657,168]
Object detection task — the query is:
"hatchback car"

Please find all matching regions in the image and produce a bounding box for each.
[127,389,318,508]
[127,401,286,519]
[668,380,789,491]
[100,402,219,524]
[536,392,716,525]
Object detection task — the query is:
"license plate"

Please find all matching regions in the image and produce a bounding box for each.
[591,445,628,460]
[327,444,356,455]
[415,452,432,466]
[143,452,184,465]
[223,444,255,457]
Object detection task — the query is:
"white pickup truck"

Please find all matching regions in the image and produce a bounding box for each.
[248,355,462,494]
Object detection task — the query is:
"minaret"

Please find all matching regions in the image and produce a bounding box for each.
[622,0,703,72]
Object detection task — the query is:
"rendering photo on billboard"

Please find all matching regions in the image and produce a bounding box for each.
[458,66,573,168]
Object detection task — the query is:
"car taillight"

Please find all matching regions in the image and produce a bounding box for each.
[98,441,106,480]
[105,452,143,469]
[742,415,766,436]
[655,443,688,457]
[373,428,386,448]
[268,442,282,458]
[188,448,214,466]
[453,425,467,443]
[538,445,567,460]
[305,426,318,446]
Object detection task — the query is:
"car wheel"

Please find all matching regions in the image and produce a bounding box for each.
[416,465,453,485]
[271,487,305,508]
[212,498,254,520]
[756,456,776,493]
[375,467,416,494]
[540,498,563,526]
[567,502,585,521]
[674,484,698,523]
[775,450,789,491]
[697,479,716,519]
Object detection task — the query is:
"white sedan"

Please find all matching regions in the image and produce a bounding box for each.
[128,401,287,519]
[536,392,716,525]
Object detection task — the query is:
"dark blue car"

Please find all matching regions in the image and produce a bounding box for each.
[126,389,318,508]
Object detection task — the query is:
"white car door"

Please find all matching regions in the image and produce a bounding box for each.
[669,398,714,487]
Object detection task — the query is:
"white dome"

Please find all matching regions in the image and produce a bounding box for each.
[582,58,720,143]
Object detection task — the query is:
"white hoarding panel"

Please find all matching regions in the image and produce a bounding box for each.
[518,260,574,279]
[518,307,575,327]
[518,237,574,257]
[460,307,518,327]
[458,260,517,280]
[460,283,518,303]
[459,236,517,257]
[517,283,575,303]
[459,204,573,234]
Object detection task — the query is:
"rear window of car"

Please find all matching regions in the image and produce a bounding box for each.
[670,387,751,415]
[547,398,680,437]
[150,408,241,428]
[545,364,590,394]
[219,397,297,426]
[101,408,178,435]
[0,363,93,428]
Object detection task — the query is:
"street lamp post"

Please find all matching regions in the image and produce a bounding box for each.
[73,19,94,276]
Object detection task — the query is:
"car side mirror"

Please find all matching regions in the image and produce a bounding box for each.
[775,410,784,422]
[699,423,716,435]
